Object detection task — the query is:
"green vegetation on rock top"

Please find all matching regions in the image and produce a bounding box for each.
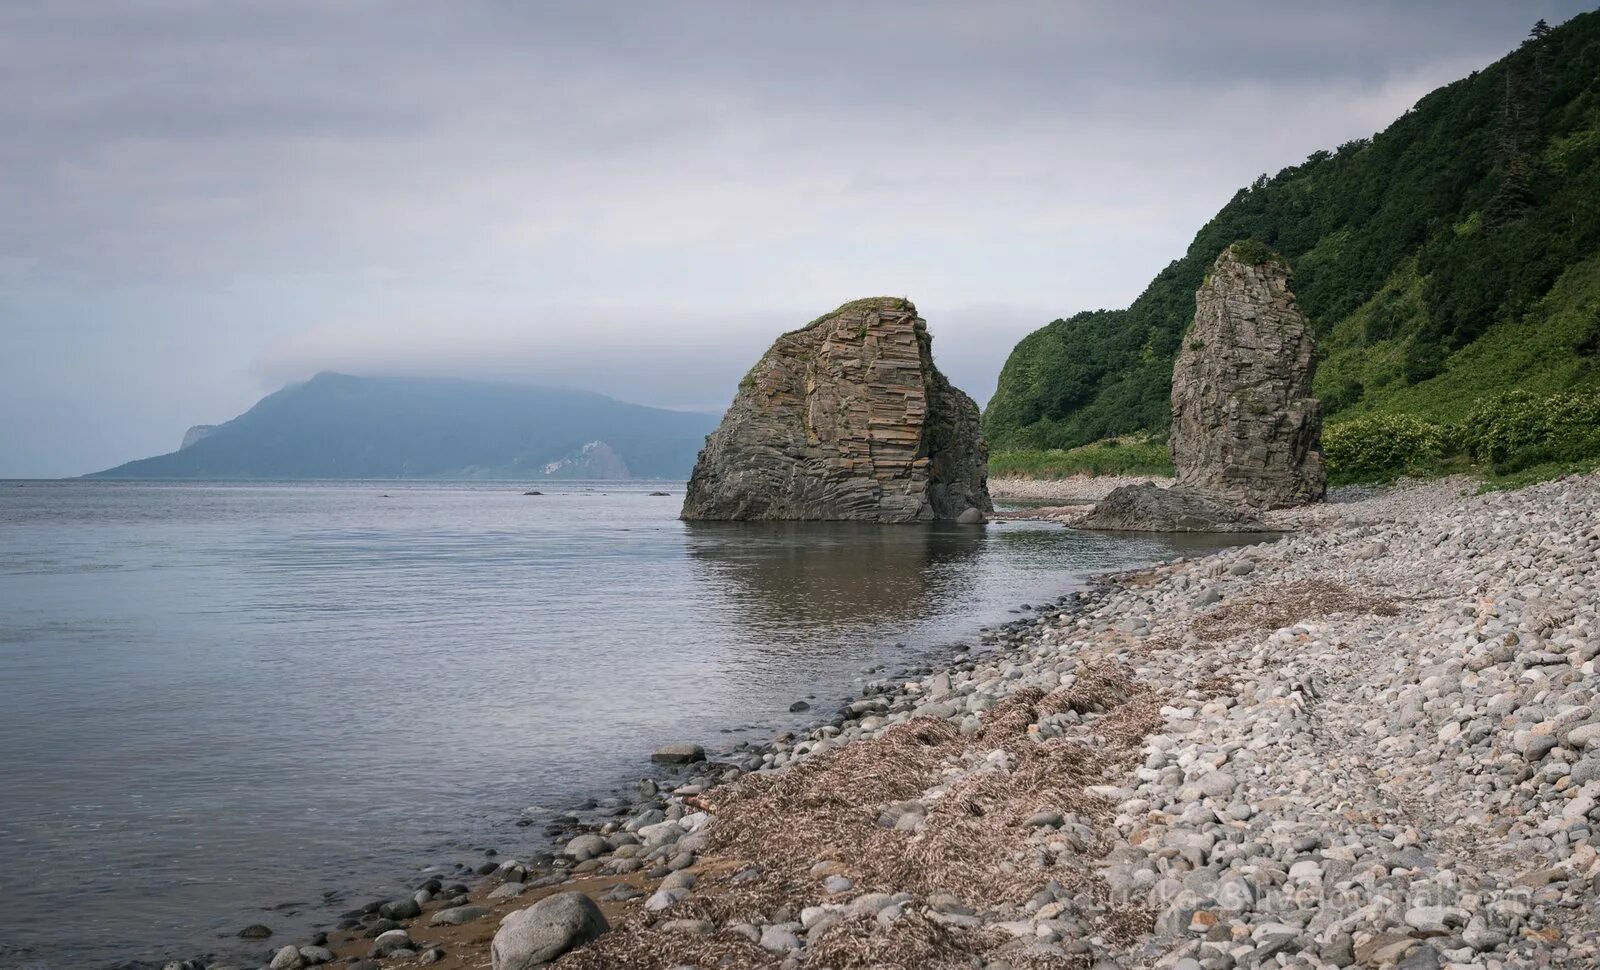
[792,296,917,334]
[984,13,1600,464]
[1223,239,1285,267]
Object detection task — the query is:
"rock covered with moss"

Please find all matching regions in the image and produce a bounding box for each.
[1170,244,1326,508]
[681,297,991,522]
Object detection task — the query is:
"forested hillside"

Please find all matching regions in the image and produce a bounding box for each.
[985,13,1600,471]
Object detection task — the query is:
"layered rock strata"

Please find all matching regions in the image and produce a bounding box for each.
[1171,243,1326,508]
[681,297,991,522]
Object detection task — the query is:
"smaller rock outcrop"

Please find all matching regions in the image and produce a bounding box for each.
[1170,242,1325,508]
[1078,482,1270,533]
[681,297,991,523]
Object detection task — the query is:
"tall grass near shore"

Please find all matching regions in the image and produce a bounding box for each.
[992,387,1600,491]
[988,438,1174,479]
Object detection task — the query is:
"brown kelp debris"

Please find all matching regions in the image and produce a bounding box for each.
[1189,578,1397,643]
[557,660,1169,968]
[804,910,1000,970]
[557,921,779,969]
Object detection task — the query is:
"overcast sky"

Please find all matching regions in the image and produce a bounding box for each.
[2,1,1591,477]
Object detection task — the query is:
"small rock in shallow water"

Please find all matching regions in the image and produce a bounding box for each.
[379,897,421,920]
[650,743,706,764]
[238,924,273,940]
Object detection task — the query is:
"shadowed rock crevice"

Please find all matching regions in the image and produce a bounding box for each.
[681,297,992,523]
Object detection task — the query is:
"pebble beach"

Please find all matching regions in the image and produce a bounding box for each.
[168,472,1600,970]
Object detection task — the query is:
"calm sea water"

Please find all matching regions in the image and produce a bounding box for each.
[0,481,1257,967]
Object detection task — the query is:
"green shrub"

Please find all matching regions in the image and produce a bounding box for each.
[1322,413,1447,482]
[1459,389,1600,471]
[1478,457,1600,492]
[1227,238,1283,266]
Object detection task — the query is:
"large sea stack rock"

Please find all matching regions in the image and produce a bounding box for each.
[1171,242,1326,508]
[681,297,991,523]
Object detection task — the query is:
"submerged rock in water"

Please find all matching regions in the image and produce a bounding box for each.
[651,743,706,764]
[1079,482,1269,533]
[1171,243,1325,509]
[681,297,991,523]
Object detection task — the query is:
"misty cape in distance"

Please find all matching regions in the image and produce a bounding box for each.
[87,373,718,480]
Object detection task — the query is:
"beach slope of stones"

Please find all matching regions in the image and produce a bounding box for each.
[549,473,1600,968]
[175,472,1600,970]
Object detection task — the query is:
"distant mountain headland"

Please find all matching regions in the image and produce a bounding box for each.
[86,373,717,480]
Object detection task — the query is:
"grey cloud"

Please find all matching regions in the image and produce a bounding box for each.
[247,300,1048,416]
[0,0,1593,476]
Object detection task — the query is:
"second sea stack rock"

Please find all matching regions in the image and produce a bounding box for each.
[1171,242,1326,508]
[681,297,992,523]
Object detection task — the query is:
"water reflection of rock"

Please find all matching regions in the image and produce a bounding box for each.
[682,523,986,634]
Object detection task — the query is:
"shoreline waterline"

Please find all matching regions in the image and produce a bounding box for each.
[0,480,1262,968]
[154,569,1152,970]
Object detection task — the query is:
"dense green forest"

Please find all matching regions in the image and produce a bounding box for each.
[985,12,1600,481]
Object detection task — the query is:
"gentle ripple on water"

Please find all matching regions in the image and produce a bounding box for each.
[0,480,1264,967]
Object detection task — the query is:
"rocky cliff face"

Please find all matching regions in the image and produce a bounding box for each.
[681,297,991,522]
[1171,244,1325,508]
[180,425,217,450]
[541,441,630,479]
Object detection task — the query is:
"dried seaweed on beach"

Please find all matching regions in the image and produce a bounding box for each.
[805,910,1000,969]
[1189,578,1398,643]
[557,921,780,969]
[556,659,1168,968]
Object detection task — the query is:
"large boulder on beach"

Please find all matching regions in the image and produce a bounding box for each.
[1171,243,1325,509]
[681,297,992,522]
[1078,482,1269,533]
[491,892,610,970]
